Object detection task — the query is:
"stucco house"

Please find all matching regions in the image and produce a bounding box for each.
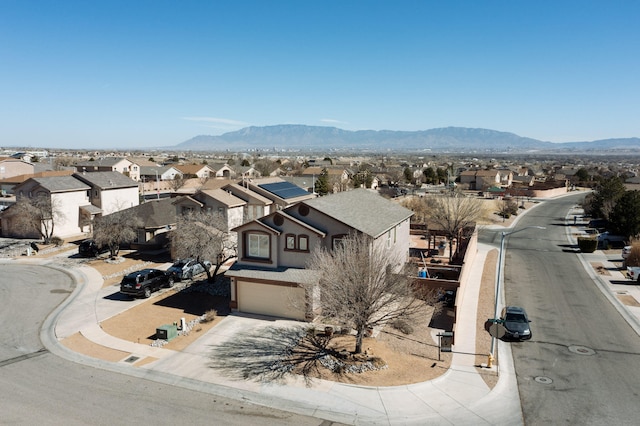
[0,158,35,181]
[1,175,91,238]
[459,169,513,190]
[73,171,139,215]
[209,163,236,179]
[1,171,141,239]
[174,164,215,180]
[172,188,246,240]
[75,157,140,181]
[222,182,274,221]
[120,197,178,249]
[225,189,414,321]
[139,165,183,183]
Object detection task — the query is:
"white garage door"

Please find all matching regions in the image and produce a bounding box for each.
[237,280,306,320]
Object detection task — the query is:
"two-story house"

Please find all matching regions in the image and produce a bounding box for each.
[73,171,139,215]
[225,189,414,321]
[75,157,140,181]
[2,175,91,238]
[172,188,246,243]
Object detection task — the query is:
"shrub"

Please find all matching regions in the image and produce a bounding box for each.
[50,236,64,246]
[201,309,217,323]
[391,319,414,335]
[626,244,640,267]
[578,237,598,253]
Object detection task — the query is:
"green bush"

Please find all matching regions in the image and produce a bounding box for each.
[577,237,598,253]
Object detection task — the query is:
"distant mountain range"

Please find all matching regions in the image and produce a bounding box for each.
[175,125,640,153]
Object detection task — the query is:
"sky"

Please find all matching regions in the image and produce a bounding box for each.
[2,1,639,149]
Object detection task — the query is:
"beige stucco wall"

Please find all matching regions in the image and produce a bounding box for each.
[51,191,91,238]
[99,187,139,214]
[0,160,34,179]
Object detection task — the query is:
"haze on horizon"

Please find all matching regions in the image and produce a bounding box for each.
[2,1,639,149]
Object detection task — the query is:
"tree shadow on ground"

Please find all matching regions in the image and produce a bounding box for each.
[153,291,230,316]
[208,326,342,386]
[123,250,172,263]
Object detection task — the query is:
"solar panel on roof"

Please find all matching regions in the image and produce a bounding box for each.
[258,182,310,199]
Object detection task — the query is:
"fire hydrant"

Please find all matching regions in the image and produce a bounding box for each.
[487,354,494,368]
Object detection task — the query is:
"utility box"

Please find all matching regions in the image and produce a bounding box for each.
[156,324,178,341]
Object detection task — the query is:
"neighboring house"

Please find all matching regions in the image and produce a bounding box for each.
[1,172,141,238]
[174,164,214,180]
[0,158,35,180]
[75,157,140,181]
[236,166,261,179]
[511,175,535,186]
[172,188,246,237]
[223,182,274,221]
[243,177,316,210]
[74,171,139,215]
[0,170,74,196]
[122,197,178,249]
[1,176,91,238]
[301,166,350,183]
[225,189,414,321]
[459,169,512,190]
[139,165,183,183]
[209,163,235,179]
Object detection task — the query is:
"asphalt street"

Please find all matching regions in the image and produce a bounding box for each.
[494,193,640,425]
[0,263,334,425]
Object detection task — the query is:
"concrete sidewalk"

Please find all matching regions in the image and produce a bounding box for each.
[5,240,523,426]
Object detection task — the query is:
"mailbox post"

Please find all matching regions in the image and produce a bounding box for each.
[437,331,454,361]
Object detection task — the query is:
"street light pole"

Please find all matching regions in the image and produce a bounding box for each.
[488,225,545,367]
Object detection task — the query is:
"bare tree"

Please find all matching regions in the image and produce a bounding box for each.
[93,209,143,258]
[423,192,482,262]
[304,233,433,354]
[169,174,186,192]
[10,195,64,243]
[170,210,237,282]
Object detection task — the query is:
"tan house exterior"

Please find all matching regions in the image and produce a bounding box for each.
[2,176,91,238]
[0,158,35,181]
[226,189,414,321]
[75,157,140,182]
[174,164,214,180]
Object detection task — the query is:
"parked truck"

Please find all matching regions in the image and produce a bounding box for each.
[628,266,640,282]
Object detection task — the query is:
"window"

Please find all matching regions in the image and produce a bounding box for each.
[332,235,347,250]
[247,233,270,259]
[298,235,308,251]
[286,234,296,250]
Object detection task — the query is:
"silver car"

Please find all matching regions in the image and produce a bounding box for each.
[166,258,211,282]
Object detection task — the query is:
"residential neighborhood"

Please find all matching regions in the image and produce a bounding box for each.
[1,147,640,425]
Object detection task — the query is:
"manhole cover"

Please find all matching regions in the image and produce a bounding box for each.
[534,376,553,384]
[124,356,140,363]
[568,345,596,355]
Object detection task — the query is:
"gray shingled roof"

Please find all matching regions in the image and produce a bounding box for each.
[73,171,138,189]
[302,189,413,238]
[29,176,90,193]
[124,197,177,228]
[75,157,126,168]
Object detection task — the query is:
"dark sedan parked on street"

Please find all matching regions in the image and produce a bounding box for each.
[500,306,532,340]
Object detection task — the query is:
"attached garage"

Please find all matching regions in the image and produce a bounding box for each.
[226,265,319,321]
[236,280,306,320]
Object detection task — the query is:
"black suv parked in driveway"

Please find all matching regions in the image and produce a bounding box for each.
[78,239,108,257]
[119,268,171,298]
